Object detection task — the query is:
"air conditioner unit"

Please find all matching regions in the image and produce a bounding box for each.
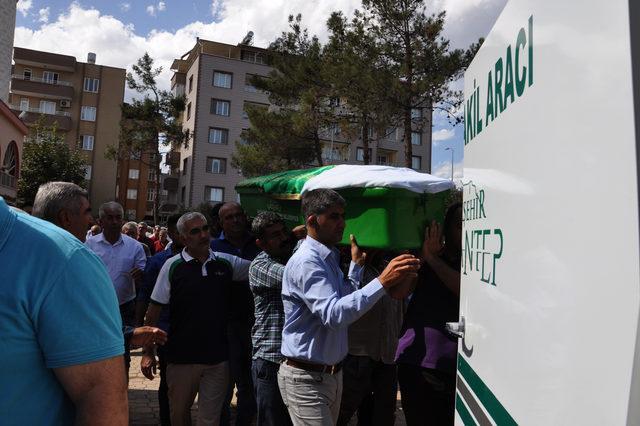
[59,100,71,108]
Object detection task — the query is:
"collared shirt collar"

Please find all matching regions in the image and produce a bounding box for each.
[305,235,338,261]
[181,247,218,276]
[181,247,218,263]
[95,231,124,246]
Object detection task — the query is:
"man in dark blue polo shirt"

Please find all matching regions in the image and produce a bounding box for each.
[144,212,250,426]
[211,202,260,426]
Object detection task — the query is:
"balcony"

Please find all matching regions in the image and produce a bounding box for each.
[165,151,181,169]
[11,74,74,100]
[9,105,73,131]
[163,176,179,191]
[13,47,76,72]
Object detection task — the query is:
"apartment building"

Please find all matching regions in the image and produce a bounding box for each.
[115,151,165,222]
[166,37,432,210]
[8,47,125,210]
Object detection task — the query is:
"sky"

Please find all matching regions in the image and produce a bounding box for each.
[14,0,507,180]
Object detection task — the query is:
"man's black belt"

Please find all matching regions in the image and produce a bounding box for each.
[285,358,343,374]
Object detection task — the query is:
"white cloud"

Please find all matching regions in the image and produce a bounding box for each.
[16,0,33,17]
[432,128,455,143]
[37,7,50,23]
[120,3,131,12]
[13,1,504,101]
[433,160,463,181]
[157,1,166,11]
[211,0,225,21]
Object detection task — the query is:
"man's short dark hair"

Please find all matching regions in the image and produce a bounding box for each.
[167,213,182,230]
[252,211,285,240]
[301,189,345,219]
[32,182,88,224]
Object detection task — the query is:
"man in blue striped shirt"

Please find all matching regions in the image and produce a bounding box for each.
[278,189,420,425]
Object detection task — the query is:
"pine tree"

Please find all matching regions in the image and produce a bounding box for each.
[109,53,189,223]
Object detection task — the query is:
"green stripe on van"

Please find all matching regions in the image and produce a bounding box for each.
[458,356,518,425]
[456,393,478,426]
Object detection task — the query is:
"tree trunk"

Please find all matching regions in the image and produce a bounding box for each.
[403,106,413,168]
[314,129,324,166]
[403,33,414,169]
[362,119,370,165]
[153,134,161,225]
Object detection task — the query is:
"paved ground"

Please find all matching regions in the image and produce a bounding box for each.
[128,349,407,425]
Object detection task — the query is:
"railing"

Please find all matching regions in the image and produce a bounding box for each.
[8,104,72,117]
[11,74,73,86]
[0,172,16,189]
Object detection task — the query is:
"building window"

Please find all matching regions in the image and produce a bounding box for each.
[322,146,341,161]
[204,186,224,202]
[83,77,100,92]
[147,188,155,202]
[208,128,229,144]
[81,135,94,151]
[148,168,156,181]
[126,209,136,219]
[129,169,140,180]
[386,127,397,141]
[81,106,97,121]
[181,186,186,203]
[411,108,422,119]
[329,97,340,107]
[130,150,141,160]
[40,100,56,115]
[213,71,232,89]
[182,158,188,175]
[356,147,372,162]
[19,98,29,111]
[43,71,59,84]
[244,74,258,92]
[84,165,92,180]
[211,99,230,116]
[188,75,193,93]
[186,102,191,120]
[127,189,138,199]
[240,50,265,64]
[242,101,267,119]
[23,69,32,80]
[411,155,421,170]
[206,157,226,174]
[377,155,389,165]
[411,132,421,146]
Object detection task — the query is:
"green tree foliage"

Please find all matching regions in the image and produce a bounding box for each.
[18,125,86,207]
[235,3,482,173]
[109,52,189,223]
[233,15,334,174]
[325,11,398,164]
[232,107,317,177]
[361,0,482,167]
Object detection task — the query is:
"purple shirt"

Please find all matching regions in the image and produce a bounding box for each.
[395,256,460,373]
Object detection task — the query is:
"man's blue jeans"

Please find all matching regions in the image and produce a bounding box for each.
[252,358,292,426]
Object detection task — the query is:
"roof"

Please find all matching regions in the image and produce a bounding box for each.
[0,100,28,135]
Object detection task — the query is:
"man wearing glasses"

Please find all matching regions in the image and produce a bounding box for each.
[142,212,251,426]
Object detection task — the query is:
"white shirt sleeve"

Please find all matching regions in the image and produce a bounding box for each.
[150,257,173,305]
[214,252,251,281]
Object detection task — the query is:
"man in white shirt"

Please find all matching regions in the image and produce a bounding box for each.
[86,202,146,328]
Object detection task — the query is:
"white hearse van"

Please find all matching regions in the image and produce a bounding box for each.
[455,0,640,424]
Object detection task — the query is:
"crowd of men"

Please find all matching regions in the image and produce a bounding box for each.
[0,181,462,426]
